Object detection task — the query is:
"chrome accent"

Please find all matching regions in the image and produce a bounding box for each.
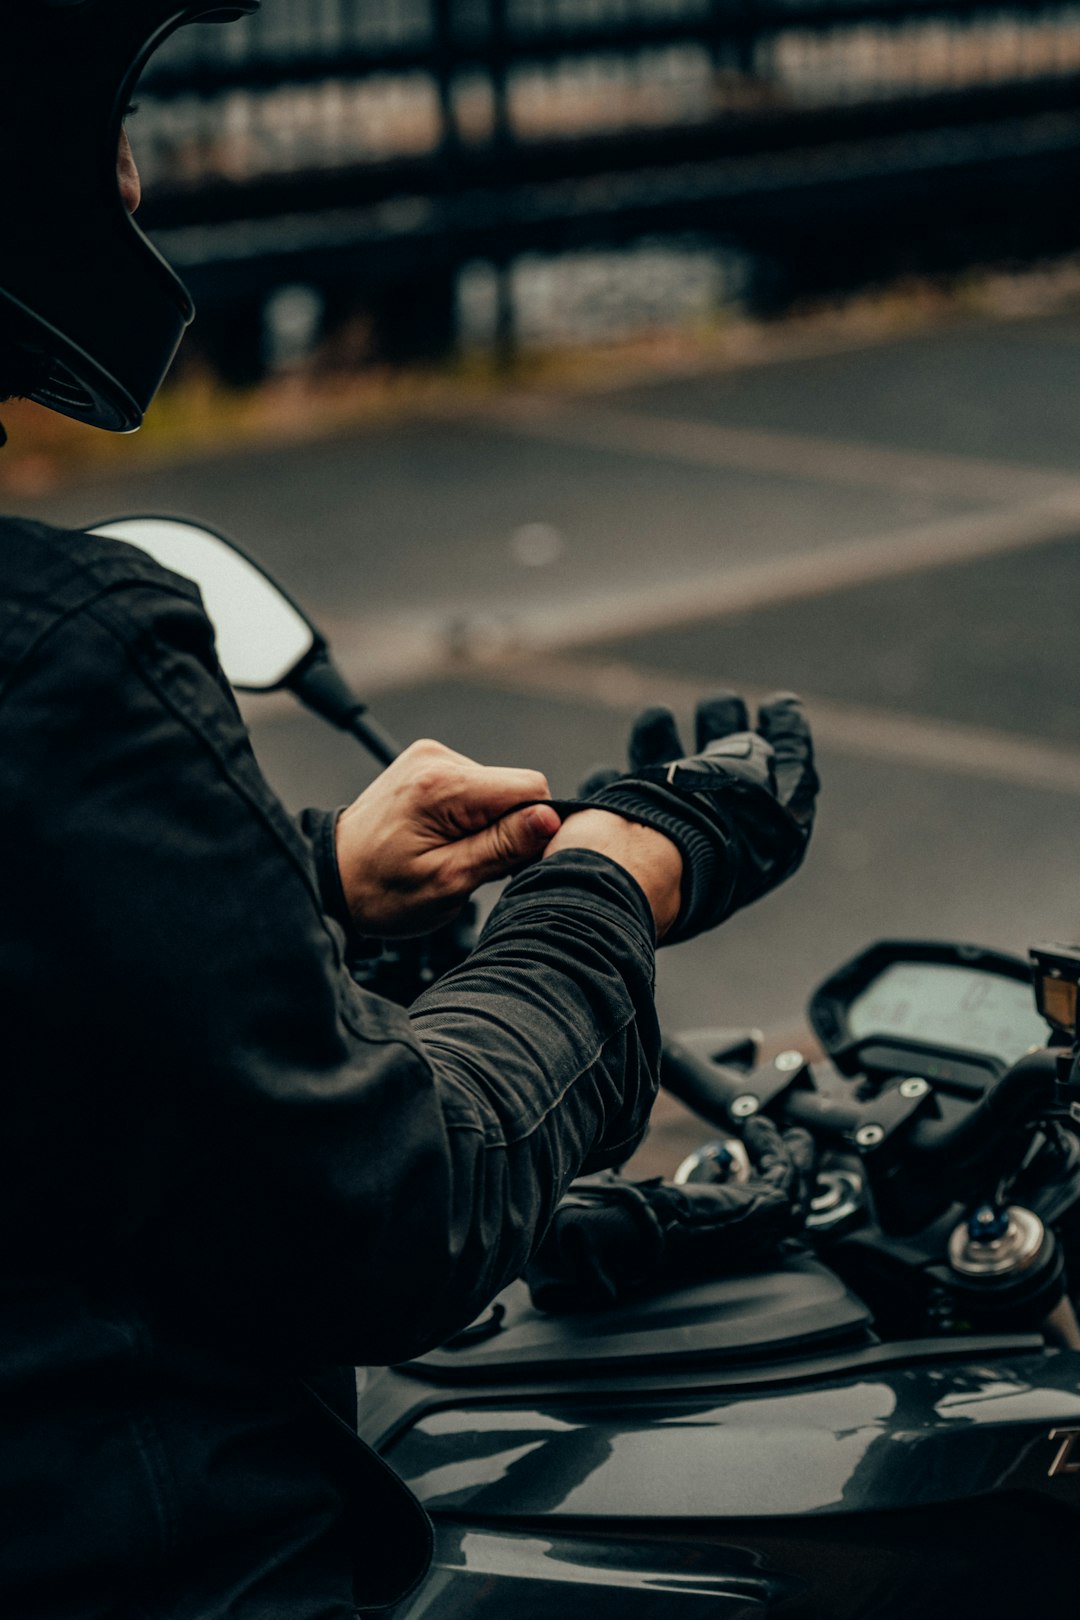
[673,1138,752,1186]
[806,1169,863,1231]
[948,1205,1045,1279]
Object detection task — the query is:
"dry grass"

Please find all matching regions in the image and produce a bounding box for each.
[4,257,1080,498]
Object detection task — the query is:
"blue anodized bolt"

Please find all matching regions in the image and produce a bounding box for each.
[968,1203,1010,1243]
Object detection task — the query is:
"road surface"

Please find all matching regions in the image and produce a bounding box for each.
[7,305,1078,1170]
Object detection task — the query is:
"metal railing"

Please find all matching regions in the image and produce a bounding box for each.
[133,1,1080,363]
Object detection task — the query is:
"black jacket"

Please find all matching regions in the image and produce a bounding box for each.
[0,518,661,1619]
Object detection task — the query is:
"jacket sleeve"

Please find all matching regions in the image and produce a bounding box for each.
[9,581,660,1365]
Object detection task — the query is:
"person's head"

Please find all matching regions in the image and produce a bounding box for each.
[0,3,258,433]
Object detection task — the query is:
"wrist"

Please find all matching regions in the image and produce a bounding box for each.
[543,809,683,938]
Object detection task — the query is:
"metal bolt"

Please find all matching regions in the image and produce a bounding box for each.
[899,1076,929,1099]
[855,1123,885,1149]
[968,1203,1010,1243]
[774,1050,804,1073]
[730,1094,760,1120]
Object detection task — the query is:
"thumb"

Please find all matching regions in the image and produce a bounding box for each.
[457,802,562,887]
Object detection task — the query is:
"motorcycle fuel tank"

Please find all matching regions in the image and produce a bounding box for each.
[362,1269,1080,1618]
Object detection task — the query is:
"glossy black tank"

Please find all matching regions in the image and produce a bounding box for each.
[359,1263,1080,1617]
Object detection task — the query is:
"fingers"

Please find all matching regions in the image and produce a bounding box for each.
[628,706,684,771]
[781,1126,817,1180]
[741,1114,785,1164]
[396,740,551,821]
[755,693,811,764]
[741,1115,794,1195]
[445,801,562,889]
[756,693,818,823]
[428,763,553,835]
[781,1126,819,1217]
[695,692,750,752]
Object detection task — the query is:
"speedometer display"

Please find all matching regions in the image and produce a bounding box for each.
[847,961,1049,1065]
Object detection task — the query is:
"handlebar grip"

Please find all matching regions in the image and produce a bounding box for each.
[907,1046,1058,1170]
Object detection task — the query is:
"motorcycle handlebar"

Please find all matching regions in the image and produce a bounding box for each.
[904,1046,1057,1171]
[659,1039,748,1128]
[786,1050,1059,1159]
[663,1035,1059,1181]
[781,1090,861,1136]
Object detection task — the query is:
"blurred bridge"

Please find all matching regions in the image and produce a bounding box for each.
[137,0,1080,370]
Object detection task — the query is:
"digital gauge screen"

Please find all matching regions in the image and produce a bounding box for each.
[847,962,1049,1065]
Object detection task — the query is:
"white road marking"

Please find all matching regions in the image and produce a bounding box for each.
[478,653,1080,797]
[484,396,1080,505]
[238,411,1080,799]
[493,492,1080,649]
[245,639,1080,797]
[296,486,1080,670]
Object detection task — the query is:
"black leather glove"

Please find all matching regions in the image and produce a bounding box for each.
[526,1117,817,1313]
[571,692,818,944]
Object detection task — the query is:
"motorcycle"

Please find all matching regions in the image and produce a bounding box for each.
[93,513,1080,1618]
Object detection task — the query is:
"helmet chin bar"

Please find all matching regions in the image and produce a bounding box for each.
[0,291,150,434]
[0,1,259,431]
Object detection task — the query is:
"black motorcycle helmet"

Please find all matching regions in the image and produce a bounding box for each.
[0,1,258,433]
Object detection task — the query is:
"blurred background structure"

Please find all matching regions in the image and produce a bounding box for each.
[134,0,1080,377]
[3,1,1079,1170]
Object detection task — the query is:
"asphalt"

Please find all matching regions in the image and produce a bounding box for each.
[5,304,1079,1174]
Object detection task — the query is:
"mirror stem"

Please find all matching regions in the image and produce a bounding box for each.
[291,651,400,765]
[347,712,400,768]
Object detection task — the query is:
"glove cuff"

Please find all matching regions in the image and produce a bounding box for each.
[586,782,733,943]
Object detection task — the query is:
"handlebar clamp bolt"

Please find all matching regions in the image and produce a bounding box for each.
[730,1094,760,1120]
[899,1077,930,1099]
[855,1123,885,1150]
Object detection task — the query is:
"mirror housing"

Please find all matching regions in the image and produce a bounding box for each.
[90,515,317,691]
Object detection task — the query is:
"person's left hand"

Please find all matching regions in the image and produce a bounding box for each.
[525,1118,818,1313]
[334,738,562,937]
[574,691,819,944]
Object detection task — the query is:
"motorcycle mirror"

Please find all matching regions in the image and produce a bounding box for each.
[90,515,316,692]
[90,514,400,765]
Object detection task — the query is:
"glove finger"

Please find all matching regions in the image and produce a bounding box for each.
[782,1129,819,1223]
[781,1126,818,1182]
[756,692,812,762]
[628,706,685,771]
[580,765,621,796]
[695,692,750,751]
[756,693,817,822]
[782,1127,818,1205]
[741,1114,790,1185]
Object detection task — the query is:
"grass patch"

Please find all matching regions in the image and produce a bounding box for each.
[4,258,1080,498]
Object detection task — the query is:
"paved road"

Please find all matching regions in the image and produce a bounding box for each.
[7,306,1079,1171]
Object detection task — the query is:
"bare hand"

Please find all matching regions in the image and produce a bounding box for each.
[334,739,561,936]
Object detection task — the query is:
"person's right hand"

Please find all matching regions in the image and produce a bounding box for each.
[335,739,561,937]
